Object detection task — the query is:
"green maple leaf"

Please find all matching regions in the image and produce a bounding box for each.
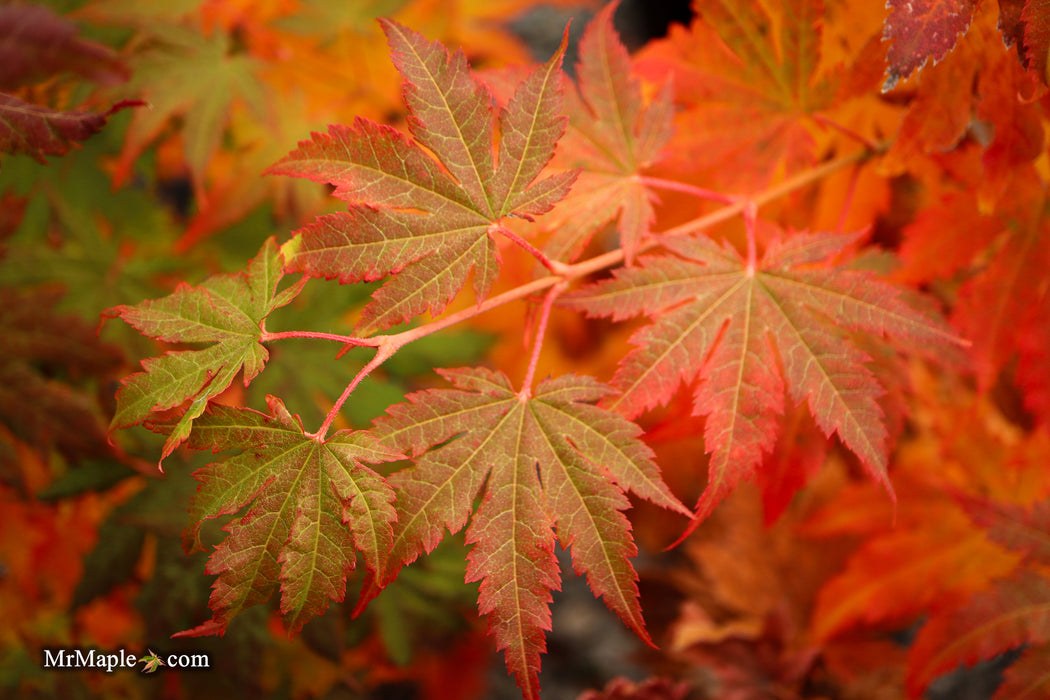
[150,396,400,636]
[108,238,303,461]
[367,367,689,699]
[139,649,164,673]
[270,19,576,335]
[114,24,265,192]
[564,231,966,523]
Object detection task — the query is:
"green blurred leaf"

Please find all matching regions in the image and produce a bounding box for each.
[72,517,145,608]
[370,535,476,666]
[37,460,136,500]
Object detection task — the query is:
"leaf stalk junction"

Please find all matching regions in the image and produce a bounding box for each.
[263,148,875,440]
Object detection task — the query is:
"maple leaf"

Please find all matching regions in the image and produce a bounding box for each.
[995,0,1050,88]
[154,396,400,637]
[894,491,1050,696]
[0,3,129,90]
[666,488,826,650]
[654,488,866,700]
[539,1,673,264]
[881,0,978,91]
[270,20,575,335]
[112,24,267,195]
[810,512,1021,641]
[806,367,1050,648]
[0,287,124,476]
[955,493,1050,565]
[633,0,832,189]
[1012,0,1050,85]
[0,96,140,168]
[877,1,1046,205]
[976,51,1045,202]
[877,24,988,178]
[896,168,1050,424]
[905,570,1050,697]
[895,191,1001,286]
[950,178,1050,423]
[368,368,689,699]
[138,649,165,674]
[994,645,1050,699]
[107,238,303,461]
[564,230,965,523]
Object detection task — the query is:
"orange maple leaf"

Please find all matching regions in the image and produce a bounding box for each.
[633,0,834,190]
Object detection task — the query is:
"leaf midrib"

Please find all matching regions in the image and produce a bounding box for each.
[393,23,494,218]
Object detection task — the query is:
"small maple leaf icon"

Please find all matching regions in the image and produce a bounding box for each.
[139,649,165,673]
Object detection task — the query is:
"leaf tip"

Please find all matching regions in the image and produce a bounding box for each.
[352,571,385,619]
[103,99,146,117]
[881,72,902,93]
[172,618,227,639]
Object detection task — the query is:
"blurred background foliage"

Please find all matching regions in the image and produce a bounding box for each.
[9,0,1043,698]
[0,0,637,696]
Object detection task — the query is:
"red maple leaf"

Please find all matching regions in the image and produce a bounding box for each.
[882,0,978,90]
[367,368,689,699]
[539,1,673,264]
[565,230,964,524]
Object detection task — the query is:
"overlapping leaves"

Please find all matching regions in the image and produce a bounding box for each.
[90,3,1049,699]
[272,20,575,335]
[898,181,1050,424]
[0,3,140,168]
[565,231,965,522]
[882,0,978,90]
[883,0,1050,90]
[540,1,673,264]
[369,368,689,699]
[803,368,1050,699]
[151,397,399,637]
[108,238,302,460]
[633,0,832,189]
[905,493,1050,698]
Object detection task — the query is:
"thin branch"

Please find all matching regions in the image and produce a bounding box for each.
[495,223,571,275]
[835,163,862,234]
[311,342,396,441]
[743,201,758,275]
[658,149,873,240]
[812,113,881,152]
[299,149,875,435]
[521,283,567,395]
[384,150,873,347]
[639,175,736,204]
[261,329,374,346]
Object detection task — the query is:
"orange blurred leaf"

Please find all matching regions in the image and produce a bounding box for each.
[634,0,833,188]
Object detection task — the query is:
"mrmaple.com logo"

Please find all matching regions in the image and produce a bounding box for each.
[42,647,210,673]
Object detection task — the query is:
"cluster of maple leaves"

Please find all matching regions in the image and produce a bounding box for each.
[3,0,1050,699]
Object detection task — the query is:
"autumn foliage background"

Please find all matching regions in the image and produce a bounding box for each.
[2,0,1050,698]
